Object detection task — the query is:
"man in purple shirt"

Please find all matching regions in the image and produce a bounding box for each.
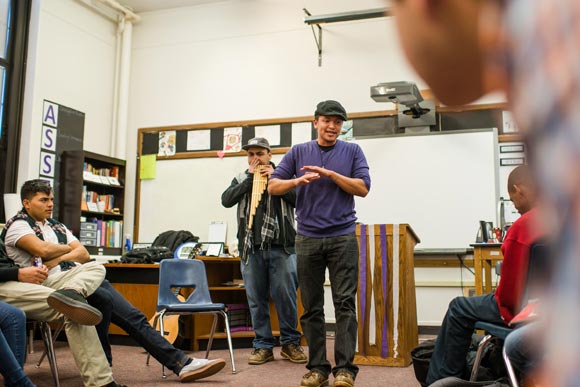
[269,100,371,387]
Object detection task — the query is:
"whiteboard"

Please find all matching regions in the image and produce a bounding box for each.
[354,129,499,248]
[138,129,498,249]
[138,154,285,245]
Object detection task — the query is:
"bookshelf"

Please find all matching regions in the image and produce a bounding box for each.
[59,150,126,255]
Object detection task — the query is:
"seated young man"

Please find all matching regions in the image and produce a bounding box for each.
[2,179,226,383]
[0,180,125,387]
[427,166,543,384]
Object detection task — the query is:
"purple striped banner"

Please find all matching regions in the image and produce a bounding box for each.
[380,224,389,357]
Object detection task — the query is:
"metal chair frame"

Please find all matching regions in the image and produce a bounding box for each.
[29,320,63,387]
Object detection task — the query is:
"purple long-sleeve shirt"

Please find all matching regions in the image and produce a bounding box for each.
[271,140,371,238]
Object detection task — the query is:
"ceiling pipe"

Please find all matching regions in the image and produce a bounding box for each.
[94,0,141,22]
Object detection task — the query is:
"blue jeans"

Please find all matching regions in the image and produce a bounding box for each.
[296,233,359,379]
[87,280,190,375]
[504,322,540,376]
[0,302,36,387]
[427,293,505,384]
[241,246,301,349]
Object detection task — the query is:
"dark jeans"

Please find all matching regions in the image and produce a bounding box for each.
[87,280,190,375]
[241,246,301,349]
[0,302,36,387]
[427,293,505,384]
[504,321,540,376]
[296,232,359,379]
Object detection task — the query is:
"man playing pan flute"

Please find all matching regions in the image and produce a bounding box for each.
[221,137,306,366]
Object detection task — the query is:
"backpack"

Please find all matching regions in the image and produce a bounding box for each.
[151,230,198,253]
[120,246,174,264]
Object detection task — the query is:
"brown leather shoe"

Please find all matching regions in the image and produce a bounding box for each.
[280,343,307,363]
[300,371,329,387]
[333,371,354,387]
[248,348,274,365]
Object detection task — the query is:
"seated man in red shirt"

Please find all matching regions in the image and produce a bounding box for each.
[427,165,542,384]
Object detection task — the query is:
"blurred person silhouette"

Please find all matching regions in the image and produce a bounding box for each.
[390,1,580,385]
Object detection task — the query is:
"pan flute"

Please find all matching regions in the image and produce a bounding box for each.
[248,164,268,229]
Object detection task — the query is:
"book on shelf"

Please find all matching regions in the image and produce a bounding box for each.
[87,219,123,249]
[83,162,122,186]
[229,326,254,333]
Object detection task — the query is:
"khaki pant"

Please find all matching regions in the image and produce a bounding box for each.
[0,261,114,387]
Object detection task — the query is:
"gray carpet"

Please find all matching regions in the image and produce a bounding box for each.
[16,337,420,387]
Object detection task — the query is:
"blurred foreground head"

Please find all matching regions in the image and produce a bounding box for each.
[390,0,504,106]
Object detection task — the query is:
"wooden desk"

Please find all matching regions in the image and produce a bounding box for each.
[104,263,161,336]
[104,259,304,350]
[470,243,504,296]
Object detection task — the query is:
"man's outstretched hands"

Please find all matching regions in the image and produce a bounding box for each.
[295,167,322,187]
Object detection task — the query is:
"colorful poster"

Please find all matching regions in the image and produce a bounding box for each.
[339,120,354,141]
[158,131,176,156]
[223,127,242,152]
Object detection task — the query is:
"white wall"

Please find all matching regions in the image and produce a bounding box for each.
[19,0,117,186]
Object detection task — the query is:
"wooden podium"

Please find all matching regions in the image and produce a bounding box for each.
[354,224,420,367]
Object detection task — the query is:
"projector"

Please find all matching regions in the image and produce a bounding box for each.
[370,81,430,118]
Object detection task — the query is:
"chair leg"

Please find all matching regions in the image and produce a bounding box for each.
[38,320,64,367]
[38,321,60,387]
[28,322,35,354]
[205,314,219,360]
[470,334,493,381]
[159,313,167,379]
[219,310,236,374]
[502,344,519,387]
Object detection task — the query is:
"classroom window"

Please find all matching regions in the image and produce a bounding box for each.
[0,0,32,221]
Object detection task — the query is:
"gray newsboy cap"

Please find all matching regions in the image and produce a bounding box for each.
[242,137,271,151]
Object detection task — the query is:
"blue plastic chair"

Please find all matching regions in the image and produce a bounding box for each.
[149,259,236,376]
[470,242,549,386]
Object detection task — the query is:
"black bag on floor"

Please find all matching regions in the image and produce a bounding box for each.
[411,339,436,387]
[411,335,508,387]
[429,377,510,387]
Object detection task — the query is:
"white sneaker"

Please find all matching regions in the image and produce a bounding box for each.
[178,358,226,383]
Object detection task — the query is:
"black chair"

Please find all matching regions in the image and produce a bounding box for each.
[148,259,236,377]
[470,242,549,387]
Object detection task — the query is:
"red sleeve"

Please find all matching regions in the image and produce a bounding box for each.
[494,209,541,322]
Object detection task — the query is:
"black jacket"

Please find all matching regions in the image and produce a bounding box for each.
[221,162,296,253]
[0,240,19,282]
